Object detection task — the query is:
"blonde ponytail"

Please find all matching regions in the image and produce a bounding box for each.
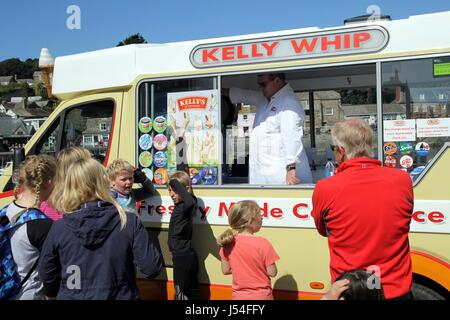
[217,228,239,247]
[216,200,261,247]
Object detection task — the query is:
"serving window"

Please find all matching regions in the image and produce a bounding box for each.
[138,63,379,187]
[381,56,450,181]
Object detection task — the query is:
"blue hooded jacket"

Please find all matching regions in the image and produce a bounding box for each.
[38,201,162,300]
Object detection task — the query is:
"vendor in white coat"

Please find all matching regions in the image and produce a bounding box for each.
[224,73,312,185]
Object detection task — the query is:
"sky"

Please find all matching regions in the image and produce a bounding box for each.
[2,0,450,61]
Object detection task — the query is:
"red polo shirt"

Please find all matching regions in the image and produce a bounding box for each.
[312,157,413,299]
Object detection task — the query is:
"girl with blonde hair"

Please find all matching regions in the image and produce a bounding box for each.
[38,157,162,300]
[41,146,92,220]
[1,155,56,299]
[217,200,279,300]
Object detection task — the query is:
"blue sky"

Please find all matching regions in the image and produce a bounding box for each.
[2,0,450,61]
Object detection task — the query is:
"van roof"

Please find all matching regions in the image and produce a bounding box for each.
[52,11,450,98]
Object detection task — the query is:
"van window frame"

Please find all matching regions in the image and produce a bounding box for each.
[29,98,116,164]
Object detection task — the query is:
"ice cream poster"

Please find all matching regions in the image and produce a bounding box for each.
[167,90,220,169]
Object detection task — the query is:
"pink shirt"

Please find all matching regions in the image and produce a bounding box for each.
[220,234,279,300]
[39,201,62,221]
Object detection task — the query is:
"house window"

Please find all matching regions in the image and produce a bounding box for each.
[83,135,93,144]
[325,107,334,116]
[99,122,107,131]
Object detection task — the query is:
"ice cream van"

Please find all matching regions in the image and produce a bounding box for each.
[1,11,450,299]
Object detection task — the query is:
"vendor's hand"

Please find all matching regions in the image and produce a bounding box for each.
[324,279,349,300]
[133,168,147,184]
[286,170,300,185]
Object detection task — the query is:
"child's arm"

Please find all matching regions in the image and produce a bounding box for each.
[133,168,156,200]
[169,179,195,209]
[221,259,232,275]
[266,263,278,278]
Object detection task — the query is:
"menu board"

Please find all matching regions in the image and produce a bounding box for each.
[383,119,416,142]
[167,90,220,185]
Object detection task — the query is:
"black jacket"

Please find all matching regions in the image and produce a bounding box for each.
[38,201,162,300]
[167,180,197,254]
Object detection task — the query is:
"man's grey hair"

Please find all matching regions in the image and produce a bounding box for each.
[331,118,374,159]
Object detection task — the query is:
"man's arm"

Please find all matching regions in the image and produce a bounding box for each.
[279,106,304,184]
[311,185,329,237]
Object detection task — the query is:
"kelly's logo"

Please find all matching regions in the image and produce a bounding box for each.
[177,96,208,111]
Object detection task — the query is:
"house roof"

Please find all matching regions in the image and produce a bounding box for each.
[0,117,33,137]
[0,76,13,82]
[7,100,51,118]
[16,78,34,84]
[342,103,406,116]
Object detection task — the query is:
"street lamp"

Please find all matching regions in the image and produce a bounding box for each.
[39,48,54,99]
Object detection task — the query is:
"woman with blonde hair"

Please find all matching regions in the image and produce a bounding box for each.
[38,157,162,299]
[217,200,279,300]
[41,146,92,220]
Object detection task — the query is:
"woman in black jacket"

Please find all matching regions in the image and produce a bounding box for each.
[38,158,162,300]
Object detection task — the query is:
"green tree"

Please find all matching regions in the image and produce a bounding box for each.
[0,58,38,78]
[116,33,147,46]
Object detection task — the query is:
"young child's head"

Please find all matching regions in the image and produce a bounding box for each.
[216,200,262,247]
[168,170,192,204]
[62,157,127,228]
[335,269,385,300]
[49,147,91,211]
[107,159,135,195]
[13,154,57,207]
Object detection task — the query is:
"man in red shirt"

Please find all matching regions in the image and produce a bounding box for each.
[312,118,414,300]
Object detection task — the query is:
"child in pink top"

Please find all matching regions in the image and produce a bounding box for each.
[217,200,279,300]
[39,201,61,221]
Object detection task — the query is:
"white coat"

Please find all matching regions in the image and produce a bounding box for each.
[230,84,313,185]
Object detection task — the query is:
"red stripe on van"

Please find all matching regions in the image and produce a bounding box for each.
[103,101,117,166]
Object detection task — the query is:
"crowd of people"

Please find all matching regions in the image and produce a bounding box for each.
[0,117,414,301]
[1,72,415,301]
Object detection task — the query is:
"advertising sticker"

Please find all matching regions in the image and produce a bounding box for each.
[415,142,430,156]
[153,116,167,133]
[167,90,220,184]
[142,168,153,182]
[399,142,414,154]
[153,134,168,150]
[138,117,152,133]
[139,151,153,168]
[384,155,397,168]
[154,168,169,185]
[138,134,152,150]
[153,151,168,168]
[399,155,414,169]
[383,142,398,155]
